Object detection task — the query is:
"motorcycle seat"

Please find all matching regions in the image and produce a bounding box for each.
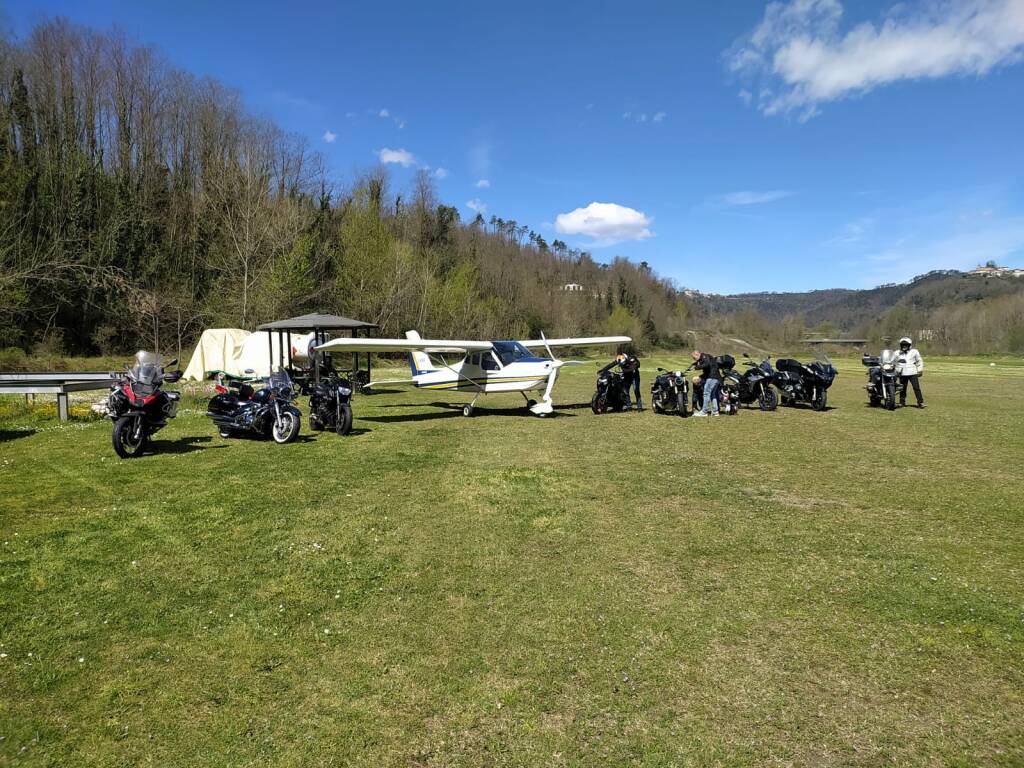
[775,358,804,373]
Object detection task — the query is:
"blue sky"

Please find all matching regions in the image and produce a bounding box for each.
[5,0,1024,293]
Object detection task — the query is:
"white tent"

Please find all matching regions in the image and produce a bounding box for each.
[183,328,315,381]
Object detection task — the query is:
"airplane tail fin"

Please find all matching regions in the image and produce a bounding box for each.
[405,330,433,375]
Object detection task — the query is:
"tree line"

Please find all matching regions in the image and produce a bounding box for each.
[2,18,1021,361]
[0,18,692,359]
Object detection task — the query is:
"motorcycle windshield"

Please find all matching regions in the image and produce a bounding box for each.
[268,368,294,397]
[129,351,162,393]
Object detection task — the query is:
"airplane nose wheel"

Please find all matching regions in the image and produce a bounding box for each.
[462,404,474,417]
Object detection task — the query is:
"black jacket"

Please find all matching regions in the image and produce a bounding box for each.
[600,354,639,376]
[696,353,720,381]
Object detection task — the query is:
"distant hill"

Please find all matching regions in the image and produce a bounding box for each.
[693,269,1024,332]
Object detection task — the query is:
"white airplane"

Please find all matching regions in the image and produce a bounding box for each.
[315,331,630,416]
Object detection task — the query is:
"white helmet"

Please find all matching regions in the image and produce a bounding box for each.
[899,336,912,348]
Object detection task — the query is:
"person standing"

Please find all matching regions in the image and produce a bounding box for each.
[618,351,642,411]
[691,349,720,416]
[897,336,926,408]
[599,352,643,411]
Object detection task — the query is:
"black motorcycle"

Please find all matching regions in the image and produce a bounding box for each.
[309,371,354,435]
[650,366,690,416]
[726,353,778,411]
[591,368,630,413]
[207,368,302,443]
[772,355,837,411]
[862,349,903,410]
[107,351,183,458]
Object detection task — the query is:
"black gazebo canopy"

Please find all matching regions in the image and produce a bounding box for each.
[258,312,378,386]
[257,313,377,332]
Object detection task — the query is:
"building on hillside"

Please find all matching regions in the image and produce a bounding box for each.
[561,282,586,292]
[968,266,1024,278]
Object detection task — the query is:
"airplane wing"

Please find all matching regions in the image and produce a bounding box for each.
[315,338,494,354]
[365,377,416,389]
[518,335,632,349]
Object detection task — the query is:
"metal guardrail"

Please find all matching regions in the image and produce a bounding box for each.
[0,372,119,420]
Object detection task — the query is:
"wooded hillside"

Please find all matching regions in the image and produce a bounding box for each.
[1,18,1022,359]
[0,19,688,357]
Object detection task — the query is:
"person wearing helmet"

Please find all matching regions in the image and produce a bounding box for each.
[896,336,926,408]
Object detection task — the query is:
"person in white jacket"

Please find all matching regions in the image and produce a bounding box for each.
[897,336,926,408]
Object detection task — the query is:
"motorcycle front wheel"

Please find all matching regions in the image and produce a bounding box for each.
[758,388,778,411]
[336,403,353,436]
[112,416,147,458]
[272,411,301,444]
[590,392,607,414]
[884,383,896,411]
[811,389,828,411]
[676,391,688,416]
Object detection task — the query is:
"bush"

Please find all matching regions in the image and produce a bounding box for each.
[0,347,28,371]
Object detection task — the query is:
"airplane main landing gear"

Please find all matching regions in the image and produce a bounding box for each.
[463,393,481,417]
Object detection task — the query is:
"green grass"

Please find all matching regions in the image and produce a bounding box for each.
[1,357,1022,766]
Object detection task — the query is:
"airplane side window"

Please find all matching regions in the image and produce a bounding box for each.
[482,352,499,371]
[468,354,478,366]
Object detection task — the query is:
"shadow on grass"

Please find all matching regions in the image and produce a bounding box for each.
[309,427,373,438]
[361,401,577,423]
[0,428,36,442]
[155,435,226,454]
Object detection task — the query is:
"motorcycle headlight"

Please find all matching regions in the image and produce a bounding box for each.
[339,387,352,396]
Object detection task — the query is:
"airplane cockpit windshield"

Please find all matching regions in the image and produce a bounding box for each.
[491,341,533,366]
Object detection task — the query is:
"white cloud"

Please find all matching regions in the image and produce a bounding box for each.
[623,109,667,124]
[728,0,1024,119]
[433,167,449,180]
[554,202,654,246]
[713,190,795,207]
[378,108,390,118]
[322,130,337,144]
[465,198,487,214]
[377,147,416,167]
[825,216,874,245]
[475,179,491,188]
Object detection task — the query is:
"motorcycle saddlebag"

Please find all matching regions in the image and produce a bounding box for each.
[775,358,803,374]
[862,354,880,367]
[164,391,181,418]
[207,392,240,417]
[716,354,735,371]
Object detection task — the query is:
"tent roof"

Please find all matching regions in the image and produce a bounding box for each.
[257,313,378,331]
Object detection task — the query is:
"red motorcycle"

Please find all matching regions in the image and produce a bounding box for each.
[107,351,183,458]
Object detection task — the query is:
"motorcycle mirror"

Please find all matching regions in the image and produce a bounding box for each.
[166,358,178,367]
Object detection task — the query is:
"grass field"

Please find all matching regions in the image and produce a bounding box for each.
[1,356,1023,766]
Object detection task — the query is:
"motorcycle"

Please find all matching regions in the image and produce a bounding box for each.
[107,351,183,458]
[591,368,630,413]
[308,371,354,435]
[772,354,837,411]
[650,366,691,416]
[206,368,302,443]
[725,353,778,411]
[862,349,903,410]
